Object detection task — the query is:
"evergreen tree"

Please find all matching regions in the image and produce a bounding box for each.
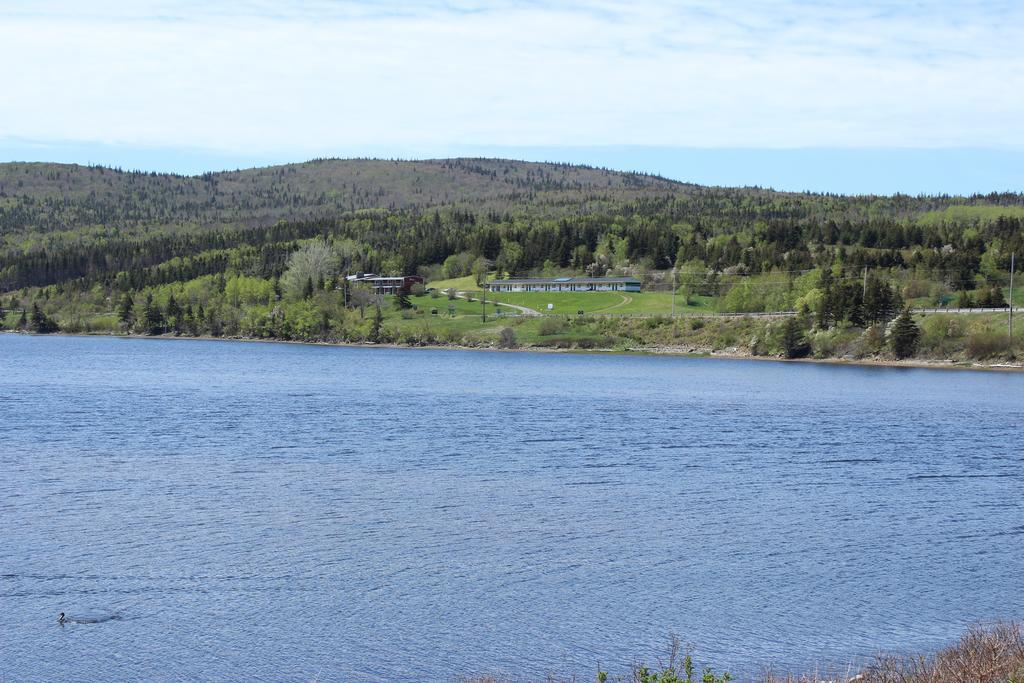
[816,269,834,328]
[29,304,59,333]
[184,303,198,336]
[29,304,43,331]
[862,275,900,325]
[840,281,865,326]
[18,308,28,330]
[192,304,207,335]
[207,309,221,337]
[142,294,166,335]
[166,294,183,334]
[395,287,411,309]
[819,277,864,328]
[116,293,135,330]
[781,315,810,358]
[371,304,383,342]
[890,309,920,359]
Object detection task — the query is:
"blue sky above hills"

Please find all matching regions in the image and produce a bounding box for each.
[1,1,1022,194]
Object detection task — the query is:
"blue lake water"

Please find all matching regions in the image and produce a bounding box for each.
[1,334,1022,682]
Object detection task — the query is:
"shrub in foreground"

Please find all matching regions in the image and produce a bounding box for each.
[538,317,568,336]
[768,621,1024,683]
[498,327,518,348]
[964,331,1012,360]
[463,622,1023,683]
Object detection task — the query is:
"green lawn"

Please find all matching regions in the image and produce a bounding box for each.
[383,294,513,339]
[425,275,478,292]
[608,292,715,315]
[408,293,503,316]
[472,289,714,316]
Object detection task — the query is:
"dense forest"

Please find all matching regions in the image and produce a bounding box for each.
[1,158,1021,360]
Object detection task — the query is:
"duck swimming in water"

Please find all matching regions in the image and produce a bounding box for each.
[58,612,66,625]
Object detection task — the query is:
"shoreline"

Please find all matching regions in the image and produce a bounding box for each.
[6,329,1023,373]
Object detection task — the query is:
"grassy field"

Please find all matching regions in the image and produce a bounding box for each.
[382,295,622,348]
[425,275,479,292]
[482,290,715,315]
[385,293,524,343]
[409,293,503,317]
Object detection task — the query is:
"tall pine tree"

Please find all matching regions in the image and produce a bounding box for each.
[890,309,920,359]
[781,316,810,358]
[29,304,58,333]
[117,293,135,330]
[143,294,166,335]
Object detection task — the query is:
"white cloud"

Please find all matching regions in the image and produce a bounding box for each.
[1,0,1022,152]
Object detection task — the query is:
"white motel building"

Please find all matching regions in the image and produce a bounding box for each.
[485,276,642,293]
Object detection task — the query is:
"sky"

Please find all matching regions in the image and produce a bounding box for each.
[1,0,1023,194]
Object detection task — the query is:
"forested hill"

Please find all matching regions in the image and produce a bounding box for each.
[4,157,1024,241]
[0,158,690,236]
[2,157,1024,301]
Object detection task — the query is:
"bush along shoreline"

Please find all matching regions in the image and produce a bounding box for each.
[464,622,1024,683]
[4,300,1021,370]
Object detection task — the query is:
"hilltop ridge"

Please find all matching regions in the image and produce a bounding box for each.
[4,157,1023,240]
[0,158,690,235]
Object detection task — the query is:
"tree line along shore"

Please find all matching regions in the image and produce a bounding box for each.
[3,290,1019,369]
[1,159,1022,364]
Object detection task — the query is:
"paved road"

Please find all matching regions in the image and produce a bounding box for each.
[493,300,540,316]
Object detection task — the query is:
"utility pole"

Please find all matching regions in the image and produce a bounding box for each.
[862,266,868,299]
[1009,252,1015,341]
[482,286,487,323]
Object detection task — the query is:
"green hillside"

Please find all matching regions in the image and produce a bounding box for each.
[0,158,686,239]
[1,157,1022,363]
